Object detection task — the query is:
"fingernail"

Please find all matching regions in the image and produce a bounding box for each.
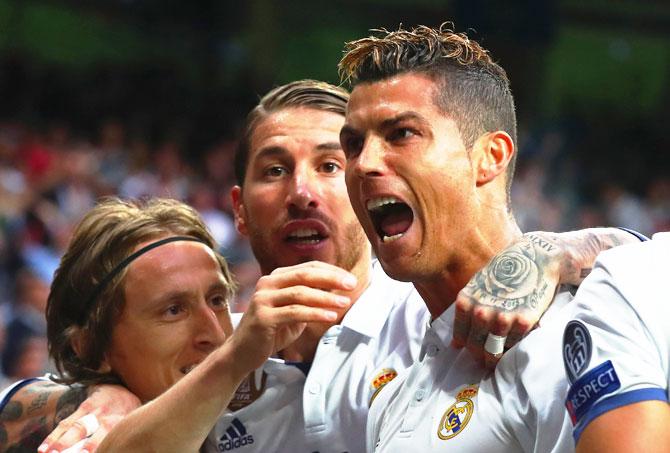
[37,445,48,453]
[325,310,338,320]
[335,295,350,307]
[341,274,357,288]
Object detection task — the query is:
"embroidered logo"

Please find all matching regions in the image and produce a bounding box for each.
[369,368,398,406]
[565,360,620,425]
[563,320,592,383]
[217,418,254,451]
[437,385,478,440]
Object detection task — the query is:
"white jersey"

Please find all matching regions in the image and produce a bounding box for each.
[561,234,670,442]
[367,290,576,453]
[206,260,429,453]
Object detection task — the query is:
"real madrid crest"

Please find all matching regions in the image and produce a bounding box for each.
[369,368,398,406]
[437,385,478,440]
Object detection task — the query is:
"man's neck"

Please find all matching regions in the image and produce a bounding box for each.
[415,218,523,320]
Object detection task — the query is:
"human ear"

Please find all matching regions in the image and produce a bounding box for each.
[473,131,514,186]
[231,185,248,236]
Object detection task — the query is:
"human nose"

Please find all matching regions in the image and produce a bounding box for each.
[192,305,226,352]
[351,136,387,178]
[286,166,319,210]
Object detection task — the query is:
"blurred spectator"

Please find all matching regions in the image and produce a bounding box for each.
[1,268,49,381]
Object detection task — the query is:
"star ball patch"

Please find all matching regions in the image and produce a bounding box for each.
[437,385,478,440]
[563,320,592,384]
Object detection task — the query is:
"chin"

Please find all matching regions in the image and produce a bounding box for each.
[376,256,416,282]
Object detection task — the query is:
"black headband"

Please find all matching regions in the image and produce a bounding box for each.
[79,236,207,324]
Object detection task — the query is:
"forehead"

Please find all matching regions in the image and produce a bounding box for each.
[248,107,345,161]
[346,73,441,126]
[124,240,222,291]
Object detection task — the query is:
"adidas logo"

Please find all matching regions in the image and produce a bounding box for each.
[217,418,254,451]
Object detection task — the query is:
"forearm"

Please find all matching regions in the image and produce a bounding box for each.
[97,341,248,453]
[533,227,640,286]
[0,381,87,452]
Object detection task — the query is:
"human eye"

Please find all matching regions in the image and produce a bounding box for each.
[319,161,342,174]
[340,133,364,159]
[209,293,229,311]
[388,127,417,142]
[263,165,288,178]
[162,303,186,319]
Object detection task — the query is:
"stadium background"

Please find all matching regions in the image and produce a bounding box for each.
[0,0,667,385]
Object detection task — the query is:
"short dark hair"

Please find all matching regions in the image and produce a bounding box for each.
[339,23,518,201]
[234,79,349,186]
[47,197,236,386]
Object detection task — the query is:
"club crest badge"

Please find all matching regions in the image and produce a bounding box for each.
[437,385,478,440]
[563,320,592,384]
[369,368,398,406]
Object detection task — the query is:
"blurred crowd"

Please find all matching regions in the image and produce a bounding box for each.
[0,115,667,387]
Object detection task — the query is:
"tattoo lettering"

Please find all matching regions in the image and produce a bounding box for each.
[26,392,48,415]
[526,234,556,252]
[54,386,88,426]
[0,401,23,422]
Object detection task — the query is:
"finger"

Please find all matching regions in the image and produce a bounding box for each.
[255,286,351,310]
[41,421,89,452]
[39,407,90,452]
[451,294,473,348]
[505,316,534,350]
[260,266,357,292]
[483,313,513,369]
[267,305,339,325]
[465,307,494,361]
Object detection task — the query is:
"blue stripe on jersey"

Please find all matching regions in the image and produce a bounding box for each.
[573,387,668,442]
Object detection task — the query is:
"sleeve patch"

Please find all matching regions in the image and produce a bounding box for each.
[565,360,620,425]
[563,320,592,383]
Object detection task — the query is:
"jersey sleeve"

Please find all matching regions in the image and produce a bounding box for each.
[562,257,669,443]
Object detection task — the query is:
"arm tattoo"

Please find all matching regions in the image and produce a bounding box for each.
[54,386,88,426]
[26,392,49,415]
[0,402,23,422]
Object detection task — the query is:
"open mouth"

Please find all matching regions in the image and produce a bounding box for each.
[285,228,326,245]
[367,197,414,243]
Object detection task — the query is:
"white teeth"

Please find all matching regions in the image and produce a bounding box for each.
[367,197,400,211]
[382,233,403,243]
[289,228,319,238]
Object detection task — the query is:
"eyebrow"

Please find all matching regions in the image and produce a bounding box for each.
[380,111,430,129]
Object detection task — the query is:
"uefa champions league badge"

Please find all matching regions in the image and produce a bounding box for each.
[437,385,478,440]
[562,320,592,384]
[369,368,398,406]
